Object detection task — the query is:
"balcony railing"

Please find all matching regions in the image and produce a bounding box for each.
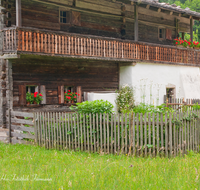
[2,27,200,65]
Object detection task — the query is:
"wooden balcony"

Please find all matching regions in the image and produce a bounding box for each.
[2,27,200,66]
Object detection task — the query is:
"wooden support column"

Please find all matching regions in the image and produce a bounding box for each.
[16,0,22,27]
[6,59,13,110]
[0,59,6,127]
[134,3,138,42]
[175,18,179,38]
[182,32,185,40]
[190,17,193,42]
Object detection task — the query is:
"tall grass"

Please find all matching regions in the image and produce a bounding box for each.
[0,143,200,190]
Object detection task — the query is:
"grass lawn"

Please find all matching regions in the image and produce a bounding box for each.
[0,143,200,190]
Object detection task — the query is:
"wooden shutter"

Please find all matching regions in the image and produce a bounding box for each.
[40,85,46,104]
[77,86,82,103]
[58,86,64,104]
[166,28,172,40]
[72,11,81,26]
[18,85,26,105]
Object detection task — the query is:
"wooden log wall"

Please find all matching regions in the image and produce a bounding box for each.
[11,56,119,106]
[18,0,190,44]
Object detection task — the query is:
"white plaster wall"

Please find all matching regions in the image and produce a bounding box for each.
[87,93,117,112]
[120,62,200,105]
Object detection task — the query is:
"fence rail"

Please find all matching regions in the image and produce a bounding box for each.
[3,27,200,65]
[34,111,200,157]
[7,110,35,144]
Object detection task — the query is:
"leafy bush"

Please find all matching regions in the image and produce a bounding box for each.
[70,100,114,114]
[115,85,135,113]
[133,103,174,114]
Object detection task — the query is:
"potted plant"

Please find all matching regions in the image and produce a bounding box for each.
[64,90,80,104]
[26,92,34,105]
[26,92,43,105]
[33,92,43,104]
[192,41,200,49]
[174,38,184,48]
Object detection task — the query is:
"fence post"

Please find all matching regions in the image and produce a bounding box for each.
[34,112,37,145]
[169,113,172,157]
[8,109,11,143]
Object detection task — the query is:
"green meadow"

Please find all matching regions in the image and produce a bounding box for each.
[0,143,200,190]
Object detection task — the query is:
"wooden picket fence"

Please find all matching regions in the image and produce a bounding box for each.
[34,111,200,157]
[165,98,200,110]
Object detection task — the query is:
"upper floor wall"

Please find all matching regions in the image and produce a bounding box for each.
[4,0,191,45]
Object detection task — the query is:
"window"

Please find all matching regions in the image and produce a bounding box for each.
[18,85,46,105]
[26,86,38,93]
[60,11,67,23]
[166,88,175,102]
[65,86,74,93]
[158,28,165,40]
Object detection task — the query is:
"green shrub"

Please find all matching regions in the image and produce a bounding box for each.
[70,100,114,114]
[115,85,135,113]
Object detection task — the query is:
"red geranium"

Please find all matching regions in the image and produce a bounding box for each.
[27,92,43,104]
[64,91,79,102]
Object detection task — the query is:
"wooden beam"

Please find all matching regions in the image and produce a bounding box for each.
[190,17,193,42]
[170,11,173,15]
[134,4,138,42]
[146,4,150,9]
[158,8,161,13]
[16,0,22,27]
[0,53,19,59]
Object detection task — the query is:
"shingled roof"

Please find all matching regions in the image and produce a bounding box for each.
[130,0,200,20]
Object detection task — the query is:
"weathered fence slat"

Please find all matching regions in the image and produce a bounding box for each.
[107,113,109,154]
[136,113,139,156]
[165,113,168,157]
[103,113,106,153]
[140,113,143,156]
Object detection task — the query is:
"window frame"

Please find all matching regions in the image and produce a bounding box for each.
[59,9,70,24]
[158,27,165,40]
[64,86,75,93]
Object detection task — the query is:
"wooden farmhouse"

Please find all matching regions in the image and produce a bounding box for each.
[0,0,200,127]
